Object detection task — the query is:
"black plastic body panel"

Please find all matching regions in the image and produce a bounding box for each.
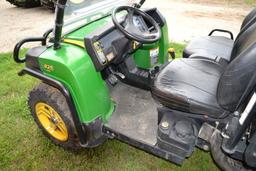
[145,8,166,27]
[102,126,185,165]
[102,106,206,165]
[25,46,47,72]
[84,22,130,71]
[116,57,151,90]
[157,112,199,160]
[82,117,107,148]
[245,131,256,168]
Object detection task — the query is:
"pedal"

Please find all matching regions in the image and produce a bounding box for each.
[107,74,118,86]
[109,67,125,79]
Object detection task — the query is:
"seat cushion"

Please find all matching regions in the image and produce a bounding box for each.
[183,36,234,62]
[152,58,228,118]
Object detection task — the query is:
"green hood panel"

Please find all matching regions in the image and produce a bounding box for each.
[64,16,111,41]
[38,43,114,123]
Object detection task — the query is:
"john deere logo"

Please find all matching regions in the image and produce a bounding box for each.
[44,64,54,72]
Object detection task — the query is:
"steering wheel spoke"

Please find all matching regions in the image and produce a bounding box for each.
[143,32,160,39]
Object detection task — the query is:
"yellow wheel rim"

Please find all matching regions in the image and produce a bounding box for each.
[35,102,68,142]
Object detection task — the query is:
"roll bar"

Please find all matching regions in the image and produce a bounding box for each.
[53,0,67,50]
[13,29,53,63]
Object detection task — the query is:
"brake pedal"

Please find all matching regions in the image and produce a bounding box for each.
[109,67,125,79]
[107,74,118,86]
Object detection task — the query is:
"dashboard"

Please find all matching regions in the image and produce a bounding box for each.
[84,8,165,71]
[85,24,130,71]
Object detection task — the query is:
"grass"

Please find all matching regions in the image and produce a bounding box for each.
[244,0,256,6]
[0,44,219,171]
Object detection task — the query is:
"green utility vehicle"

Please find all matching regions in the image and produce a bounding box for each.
[13,0,256,170]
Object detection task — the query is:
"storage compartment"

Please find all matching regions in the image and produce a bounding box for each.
[157,112,199,162]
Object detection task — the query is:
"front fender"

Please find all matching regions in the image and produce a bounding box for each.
[38,43,114,123]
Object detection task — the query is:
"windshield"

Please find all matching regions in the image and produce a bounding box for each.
[63,0,136,34]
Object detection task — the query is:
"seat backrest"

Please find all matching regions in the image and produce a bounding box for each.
[229,8,256,61]
[218,10,256,112]
[231,21,256,61]
[213,9,256,112]
[217,42,256,112]
[241,8,256,30]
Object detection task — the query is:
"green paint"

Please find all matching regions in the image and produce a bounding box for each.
[133,42,159,69]
[158,24,170,64]
[65,15,169,70]
[40,14,169,123]
[38,43,114,123]
[133,24,169,69]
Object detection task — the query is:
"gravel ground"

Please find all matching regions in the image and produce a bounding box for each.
[0,0,254,52]
[0,2,53,53]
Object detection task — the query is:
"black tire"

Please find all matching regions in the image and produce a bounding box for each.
[40,0,56,10]
[6,0,41,8]
[210,131,252,171]
[28,83,81,151]
[6,0,21,7]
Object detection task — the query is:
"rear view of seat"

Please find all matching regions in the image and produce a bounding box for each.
[183,8,256,63]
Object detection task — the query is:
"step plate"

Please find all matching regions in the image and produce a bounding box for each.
[107,82,158,145]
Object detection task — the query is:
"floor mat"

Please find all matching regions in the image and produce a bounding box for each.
[107,82,158,145]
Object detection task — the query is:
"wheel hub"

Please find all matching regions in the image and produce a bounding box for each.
[35,102,68,141]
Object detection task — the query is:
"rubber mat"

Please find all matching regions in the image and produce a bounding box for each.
[107,82,158,145]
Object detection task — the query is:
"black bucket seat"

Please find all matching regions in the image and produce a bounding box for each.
[183,8,256,64]
[152,22,256,119]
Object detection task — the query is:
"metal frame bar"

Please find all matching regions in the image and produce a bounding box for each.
[13,29,53,63]
[209,29,234,40]
[222,92,256,153]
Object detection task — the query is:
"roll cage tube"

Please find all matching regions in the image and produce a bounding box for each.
[13,29,53,63]
[53,0,67,50]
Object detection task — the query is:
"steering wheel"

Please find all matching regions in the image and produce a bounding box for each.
[112,6,161,44]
